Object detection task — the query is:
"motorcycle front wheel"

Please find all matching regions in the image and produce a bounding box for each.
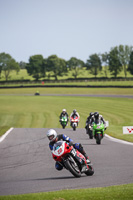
[62,125,65,129]
[73,125,76,131]
[96,133,101,144]
[87,129,93,139]
[85,165,94,176]
[65,156,81,177]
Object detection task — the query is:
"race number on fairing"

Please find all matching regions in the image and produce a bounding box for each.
[71,148,76,156]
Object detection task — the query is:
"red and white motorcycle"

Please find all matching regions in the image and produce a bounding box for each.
[52,141,94,177]
[70,116,79,131]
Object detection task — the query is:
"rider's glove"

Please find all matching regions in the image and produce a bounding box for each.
[69,141,73,146]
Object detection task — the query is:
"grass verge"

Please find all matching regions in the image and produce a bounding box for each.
[0,184,133,200]
[0,87,133,95]
[0,126,10,137]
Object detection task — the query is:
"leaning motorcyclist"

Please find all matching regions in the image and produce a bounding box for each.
[70,109,80,126]
[59,109,69,123]
[85,112,94,130]
[90,112,107,129]
[47,129,91,170]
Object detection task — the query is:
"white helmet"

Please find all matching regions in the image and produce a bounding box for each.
[47,129,57,142]
[62,109,66,112]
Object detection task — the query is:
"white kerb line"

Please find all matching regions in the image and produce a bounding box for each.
[105,134,133,146]
[0,127,14,143]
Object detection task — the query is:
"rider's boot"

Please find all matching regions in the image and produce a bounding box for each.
[81,150,92,165]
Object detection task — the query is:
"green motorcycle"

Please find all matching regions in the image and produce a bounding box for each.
[60,116,68,129]
[92,121,105,144]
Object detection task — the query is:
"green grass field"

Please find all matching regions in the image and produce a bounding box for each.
[0,87,133,95]
[0,91,133,142]
[1,80,133,87]
[0,184,133,200]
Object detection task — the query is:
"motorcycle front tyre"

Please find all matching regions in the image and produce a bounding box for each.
[85,165,94,176]
[62,125,65,129]
[88,130,93,139]
[96,133,101,144]
[65,157,81,178]
[73,126,76,131]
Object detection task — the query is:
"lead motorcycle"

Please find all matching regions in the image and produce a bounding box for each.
[52,141,94,177]
[70,116,79,131]
[92,120,105,144]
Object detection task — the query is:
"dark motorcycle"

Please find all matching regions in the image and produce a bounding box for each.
[86,123,93,139]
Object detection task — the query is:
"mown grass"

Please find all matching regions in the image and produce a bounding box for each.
[0,184,133,200]
[1,80,133,87]
[0,126,10,137]
[0,68,133,81]
[0,94,133,142]
[0,87,133,95]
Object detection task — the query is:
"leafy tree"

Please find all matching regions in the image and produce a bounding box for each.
[108,47,122,78]
[19,61,27,69]
[67,57,84,79]
[26,55,44,80]
[47,55,67,80]
[0,52,20,81]
[41,58,47,78]
[86,54,102,78]
[128,51,133,75]
[117,45,133,77]
[59,58,67,75]
[0,54,3,78]
[101,52,109,78]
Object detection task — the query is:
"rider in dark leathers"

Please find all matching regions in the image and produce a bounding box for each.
[59,109,69,123]
[85,112,94,130]
[47,129,90,170]
[90,112,107,129]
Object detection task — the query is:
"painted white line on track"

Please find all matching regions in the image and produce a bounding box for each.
[105,134,133,146]
[0,127,14,143]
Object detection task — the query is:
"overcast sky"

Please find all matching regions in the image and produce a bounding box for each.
[0,0,133,63]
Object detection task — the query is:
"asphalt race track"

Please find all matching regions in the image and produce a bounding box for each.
[0,128,133,195]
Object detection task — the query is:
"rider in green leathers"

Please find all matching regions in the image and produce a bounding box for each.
[59,109,69,124]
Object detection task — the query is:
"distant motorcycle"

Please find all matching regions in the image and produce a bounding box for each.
[86,123,93,139]
[60,116,68,129]
[92,121,105,144]
[52,141,94,177]
[70,116,79,131]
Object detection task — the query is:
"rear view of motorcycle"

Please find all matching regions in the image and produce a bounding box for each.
[52,141,94,177]
[92,121,105,144]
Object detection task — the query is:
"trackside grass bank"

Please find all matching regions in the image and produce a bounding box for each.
[0,126,10,137]
[1,80,133,87]
[0,87,133,95]
[0,184,133,200]
[0,95,133,142]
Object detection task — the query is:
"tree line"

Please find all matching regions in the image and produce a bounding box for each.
[0,44,133,81]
